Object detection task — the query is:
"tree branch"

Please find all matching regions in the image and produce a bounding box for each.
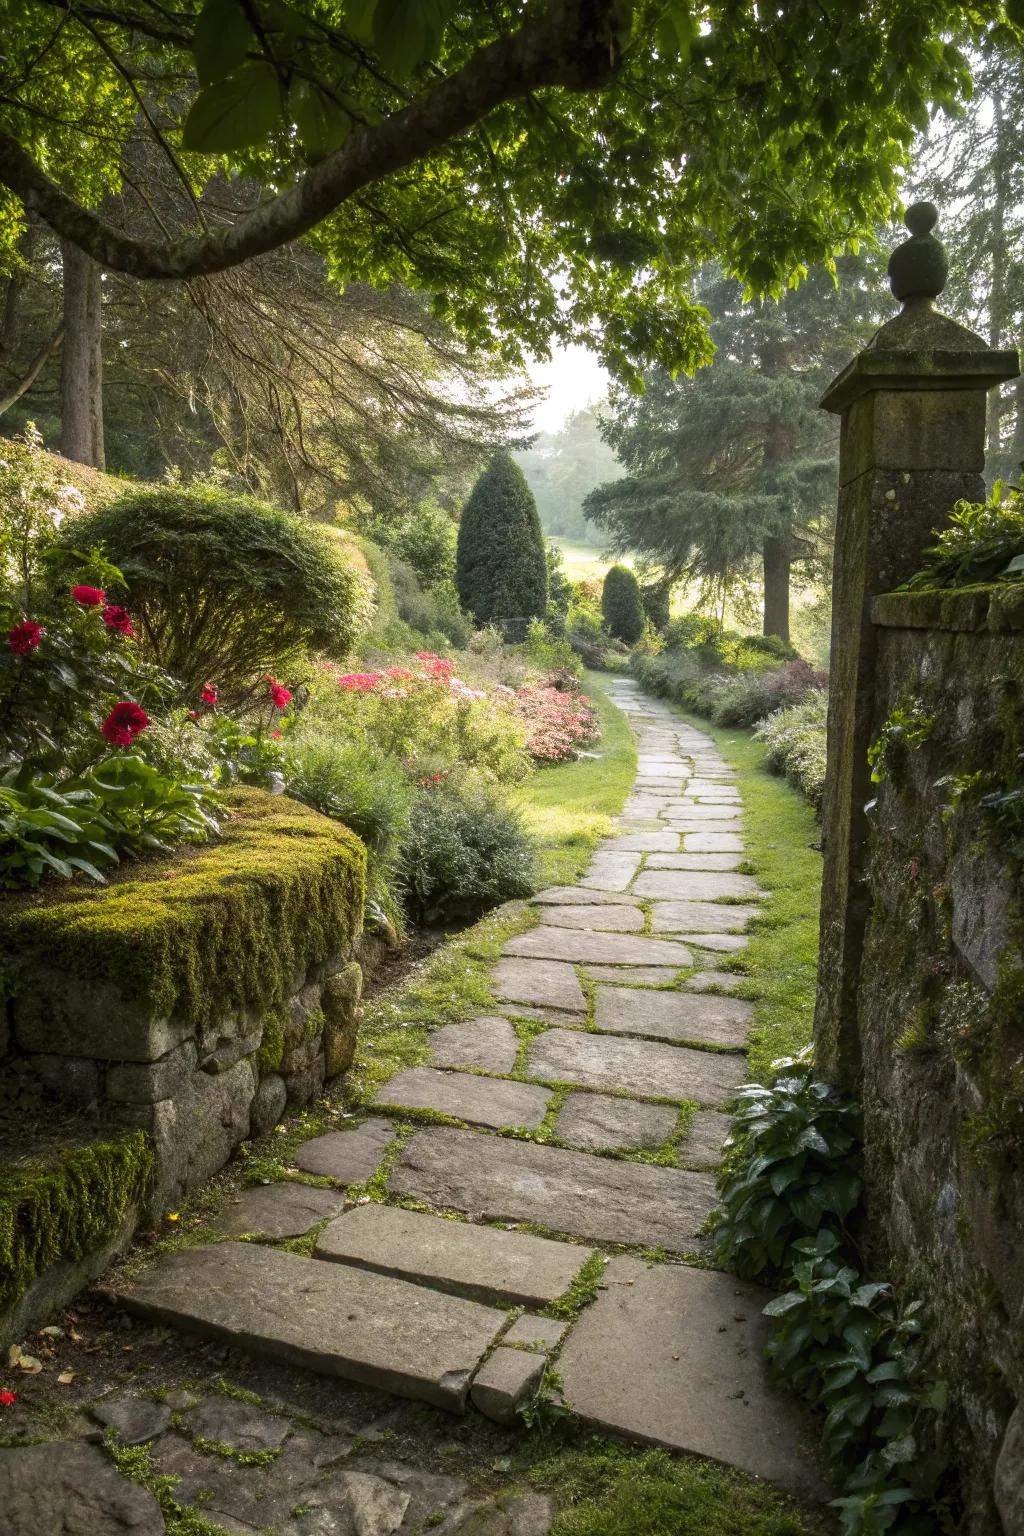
[0,324,64,416]
[0,0,621,279]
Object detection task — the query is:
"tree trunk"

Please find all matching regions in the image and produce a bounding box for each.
[762,534,791,643]
[60,240,104,468]
[987,90,1008,463]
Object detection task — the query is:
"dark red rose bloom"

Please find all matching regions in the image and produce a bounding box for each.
[0,1389,16,1407]
[200,682,218,706]
[267,678,292,710]
[8,621,42,655]
[72,584,106,607]
[101,604,134,638]
[101,700,150,747]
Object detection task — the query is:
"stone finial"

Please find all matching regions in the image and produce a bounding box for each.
[888,202,949,305]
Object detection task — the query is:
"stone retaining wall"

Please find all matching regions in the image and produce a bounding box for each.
[860,585,1024,1535]
[0,788,367,1341]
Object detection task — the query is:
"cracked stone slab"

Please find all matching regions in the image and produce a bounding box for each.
[471,1347,545,1425]
[593,986,752,1049]
[527,1027,745,1105]
[504,927,693,968]
[375,1067,550,1129]
[215,1181,350,1239]
[650,900,761,933]
[0,1442,165,1536]
[684,933,750,953]
[390,1126,717,1250]
[429,1016,520,1074]
[583,964,680,986]
[578,850,643,891]
[645,852,745,871]
[682,831,746,853]
[493,957,586,1014]
[558,1256,827,1498]
[532,886,640,906]
[684,969,746,994]
[109,1241,507,1412]
[89,1394,172,1446]
[633,870,764,902]
[554,1090,677,1151]
[535,903,644,932]
[316,1202,592,1308]
[294,1117,395,1183]
[502,1313,569,1351]
[183,1396,292,1455]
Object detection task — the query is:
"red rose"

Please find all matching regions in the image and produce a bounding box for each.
[72,584,106,607]
[271,728,283,739]
[0,1390,15,1407]
[8,621,42,655]
[101,604,134,638]
[267,678,292,710]
[200,682,218,706]
[101,700,150,747]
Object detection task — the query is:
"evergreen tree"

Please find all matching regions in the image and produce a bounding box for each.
[456,454,547,639]
[517,407,623,539]
[585,260,890,642]
[602,564,645,643]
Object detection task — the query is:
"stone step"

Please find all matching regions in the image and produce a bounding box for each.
[107,1241,507,1411]
[374,1066,550,1130]
[633,869,764,901]
[315,1202,595,1308]
[558,1256,827,1499]
[504,926,693,968]
[389,1125,717,1250]
[526,1026,746,1105]
[492,956,587,1014]
[592,985,752,1049]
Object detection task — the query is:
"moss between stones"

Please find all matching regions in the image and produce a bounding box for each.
[0,789,366,1029]
[0,1130,154,1315]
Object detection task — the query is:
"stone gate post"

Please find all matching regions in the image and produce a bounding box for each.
[813,204,1019,1089]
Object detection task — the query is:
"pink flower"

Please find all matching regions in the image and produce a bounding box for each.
[8,620,42,655]
[101,700,150,747]
[0,1389,16,1407]
[271,729,283,739]
[337,672,381,692]
[101,604,134,637]
[200,682,218,706]
[72,584,106,607]
[267,677,292,710]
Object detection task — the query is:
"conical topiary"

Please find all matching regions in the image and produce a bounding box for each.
[601,563,645,643]
[456,453,548,639]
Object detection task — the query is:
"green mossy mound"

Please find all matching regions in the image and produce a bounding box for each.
[0,1130,154,1316]
[0,789,367,1028]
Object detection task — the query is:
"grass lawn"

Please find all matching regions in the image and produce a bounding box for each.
[516,669,637,888]
[656,701,824,1082]
[547,538,624,584]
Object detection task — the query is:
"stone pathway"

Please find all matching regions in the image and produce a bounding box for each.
[25,678,824,1531]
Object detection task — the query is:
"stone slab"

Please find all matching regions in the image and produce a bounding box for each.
[184,1396,291,1455]
[558,1257,826,1497]
[634,870,764,901]
[536,903,644,932]
[493,957,586,1014]
[216,1181,349,1239]
[504,927,693,968]
[611,832,680,852]
[684,970,745,994]
[667,803,741,821]
[584,965,680,986]
[391,1127,717,1250]
[375,1067,550,1129]
[294,1117,395,1184]
[579,851,643,892]
[680,1109,732,1167]
[683,933,750,953]
[594,986,752,1048]
[429,1017,519,1074]
[532,886,640,906]
[0,1442,164,1536]
[110,1241,507,1411]
[502,1313,569,1351]
[90,1394,172,1446]
[527,1028,745,1106]
[315,1203,591,1307]
[470,1347,546,1425]
[555,1091,677,1151]
[682,832,746,853]
[650,900,761,933]
[645,853,745,870]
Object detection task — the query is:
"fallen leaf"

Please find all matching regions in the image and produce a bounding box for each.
[165,1212,180,1223]
[57,1372,74,1385]
[39,1326,63,1339]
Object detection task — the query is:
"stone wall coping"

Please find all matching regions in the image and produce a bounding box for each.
[872,584,1024,634]
[821,348,1019,415]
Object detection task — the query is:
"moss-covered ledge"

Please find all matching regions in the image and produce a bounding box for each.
[872,581,1024,633]
[2,789,367,1062]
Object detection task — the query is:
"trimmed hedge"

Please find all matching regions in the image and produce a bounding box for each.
[601,564,645,644]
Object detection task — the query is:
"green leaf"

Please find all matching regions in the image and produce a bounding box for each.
[372,0,446,77]
[289,79,351,161]
[183,62,282,153]
[763,1290,805,1317]
[193,0,254,87]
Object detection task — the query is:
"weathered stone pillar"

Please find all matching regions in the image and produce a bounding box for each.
[813,205,1019,1089]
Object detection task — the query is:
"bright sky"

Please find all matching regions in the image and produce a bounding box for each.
[527,344,609,434]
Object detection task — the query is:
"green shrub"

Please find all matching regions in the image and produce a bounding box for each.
[906,484,1024,589]
[397,782,535,925]
[57,485,363,702]
[756,693,829,813]
[601,563,645,644]
[456,453,547,639]
[391,498,458,586]
[640,578,672,632]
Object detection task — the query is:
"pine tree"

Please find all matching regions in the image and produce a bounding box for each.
[456,453,548,638]
[602,564,645,643]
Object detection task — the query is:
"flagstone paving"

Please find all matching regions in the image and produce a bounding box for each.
[104,676,825,1519]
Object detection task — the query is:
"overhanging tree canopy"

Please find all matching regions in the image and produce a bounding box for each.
[1,0,1013,381]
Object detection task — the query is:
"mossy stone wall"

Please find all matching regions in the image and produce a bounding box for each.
[860,588,1024,1536]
